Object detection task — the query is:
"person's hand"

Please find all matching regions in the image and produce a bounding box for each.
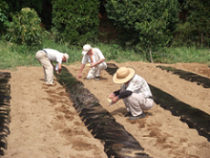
[90,63,94,68]
[55,70,59,74]
[109,93,115,99]
[112,96,119,104]
[78,73,82,79]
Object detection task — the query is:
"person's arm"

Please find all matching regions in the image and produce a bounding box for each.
[109,89,132,104]
[78,64,85,78]
[91,58,105,68]
[113,89,120,96]
[91,49,105,68]
[111,90,133,104]
[58,63,62,74]
[109,89,120,99]
[111,89,132,98]
[118,90,132,99]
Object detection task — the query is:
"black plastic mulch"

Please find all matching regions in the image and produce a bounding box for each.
[157,65,210,88]
[106,63,210,142]
[55,66,151,158]
[0,72,11,156]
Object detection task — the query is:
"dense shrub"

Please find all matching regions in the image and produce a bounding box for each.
[52,0,100,45]
[3,0,43,15]
[105,0,179,46]
[2,0,50,30]
[105,0,179,62]
[0,1,9,36]
[5,7,48,46]
[173,0,210,47]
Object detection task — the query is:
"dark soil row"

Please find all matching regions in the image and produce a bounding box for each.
[157,65,210,88]
[55,66,151,158]
[0,72,11,156]
[106,63,210,142]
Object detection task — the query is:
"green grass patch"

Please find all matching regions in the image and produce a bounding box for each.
[0,42,40,69]
[0,39,209,70]
[153,46,210,64]
[96,43,146,63]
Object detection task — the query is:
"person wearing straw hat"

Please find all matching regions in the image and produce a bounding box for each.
[36,48,69,85]
[109,67,154,120]
[78,44,107,80]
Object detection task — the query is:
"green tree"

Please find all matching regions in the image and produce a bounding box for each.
[2,0,47,29]
[173,0,210,47]
[185,0,210,47]
[0,1,9,36]
[52,0,100,45]
[105,0,139,45]
[4,0,43,15]
[5,7,48,46]
[106,0,179,62]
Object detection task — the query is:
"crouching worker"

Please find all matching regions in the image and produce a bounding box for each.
[35,48,69,85]
[78,44,107,80]
[109,67,154,120]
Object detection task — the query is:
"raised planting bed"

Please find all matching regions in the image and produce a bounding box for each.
[55,66,151,158]
[0,72,11,156]
[106,63,210,142]
[157,65,210,88]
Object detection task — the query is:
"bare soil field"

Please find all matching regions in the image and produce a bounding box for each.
[1,61,210,158]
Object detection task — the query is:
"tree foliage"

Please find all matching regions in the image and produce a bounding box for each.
[174,0,210,47]
[4,0,43,15]
[0,1,9,35]
[105,0,179,62]
[5,8,48,45]
[52,0,100,45]
[2,0,47,30]
[1,0,209,50]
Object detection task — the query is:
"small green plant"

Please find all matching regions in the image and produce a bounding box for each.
[5,7,48,46]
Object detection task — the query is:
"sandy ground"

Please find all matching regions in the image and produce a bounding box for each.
[1,61,210,158]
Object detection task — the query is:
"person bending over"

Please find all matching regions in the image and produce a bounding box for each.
[78,44,107,80]
[36,48,69,85]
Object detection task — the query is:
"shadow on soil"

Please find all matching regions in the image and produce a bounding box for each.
[0,72,11,156]
[55,66,151,158]
[157,65,210,88]
[106,63,210,142]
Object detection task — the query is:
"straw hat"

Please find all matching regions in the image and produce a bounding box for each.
[113,67,135,84]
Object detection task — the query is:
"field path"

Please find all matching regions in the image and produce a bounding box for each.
[2,66,107,158]
[1,61,210,157]
[68,61,210,157]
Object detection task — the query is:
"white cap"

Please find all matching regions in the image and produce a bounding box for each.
[82,44,92,55]
[63,53,69,63]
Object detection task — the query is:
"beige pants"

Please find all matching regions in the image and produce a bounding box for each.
[87,63,107,79]
[35,50,53,84]
[120,87,154,116]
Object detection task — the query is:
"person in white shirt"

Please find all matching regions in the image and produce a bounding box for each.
[35,48,69,85]
[78,44,107,80]
[109,67,154,120]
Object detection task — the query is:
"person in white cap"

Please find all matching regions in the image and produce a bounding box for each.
[109,67,154,120]
[35,48,69,85]
[78,44,107,80]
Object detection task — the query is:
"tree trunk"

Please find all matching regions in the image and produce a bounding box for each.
[149,48,153,63]
[201,32,203,46]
